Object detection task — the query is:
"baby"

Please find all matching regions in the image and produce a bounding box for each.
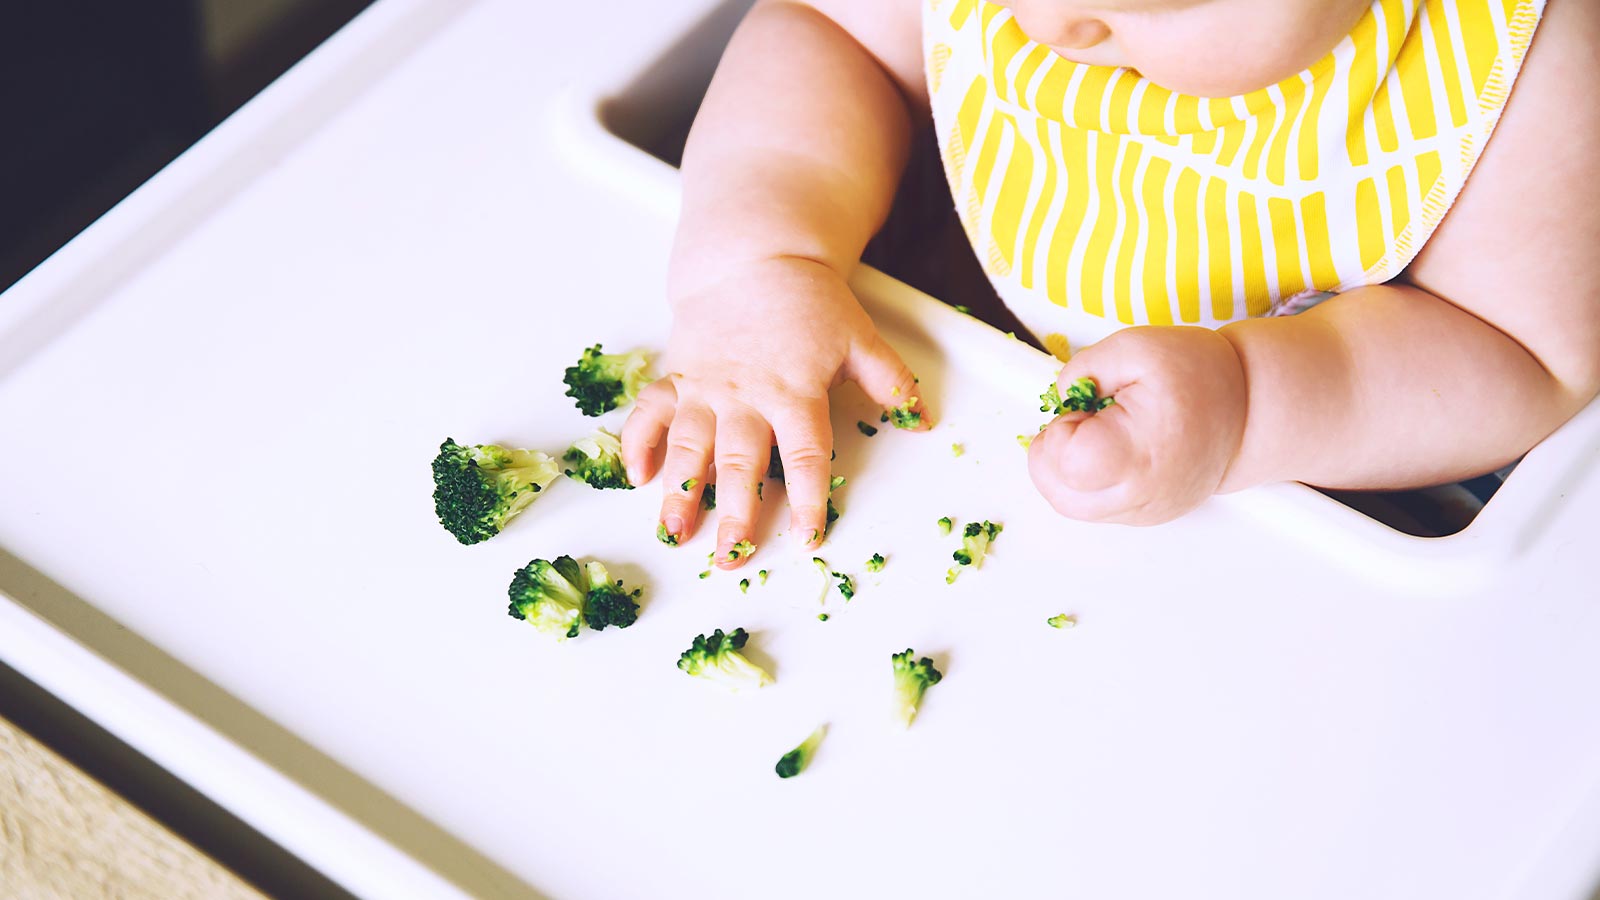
[620,0,1598,565]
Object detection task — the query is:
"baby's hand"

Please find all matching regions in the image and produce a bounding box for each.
[621,255,928,566]
[1026,327,1247,525]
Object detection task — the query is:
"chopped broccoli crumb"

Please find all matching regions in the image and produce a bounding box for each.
[757,569,769,585]
[701,483,716,510]
[1016,433,1035,450]
[891,650,943,728]
[953,305,972,315]
[432,439,560,545]
[563,429,632,490]
[817,613,830,622]
[562,344,652,416]
[676,628,772,691]
[1040,377,1114,417]
[698,570,711,580]
[887,398,922,429]
[891,386,900,397]
[1047,614,1077,629]
[865,553,886,573]
[726,539,756,561]
[831,571,855,601]
[738,578,750,594]
[945,567,960,585]
[951,521,1003,571]
[656,523,679,546]
[681,478,697,491]
[776,725,827,778]
[856,421,879,437]
[951,443,964,457]
[825,476,846,534]
[936,516,953,536]
[756,482,763,501]
[808,529,820,545]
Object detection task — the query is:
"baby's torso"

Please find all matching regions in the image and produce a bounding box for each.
[924,0,1544,358]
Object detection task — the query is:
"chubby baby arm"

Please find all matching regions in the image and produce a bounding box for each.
[1029,0,1600,524]
[621,0,932,563]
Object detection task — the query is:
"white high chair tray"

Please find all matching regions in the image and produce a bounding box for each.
[2,0,1598,898]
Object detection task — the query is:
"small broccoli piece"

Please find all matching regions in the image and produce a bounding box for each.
[563,344,652,416]
[755,482,763,501]
[506,556,588,640]
[945,567,960,585]
[808,528,820,545]
[563,428,632,490]
[1040,377,1113,416]
[887,398,922,429]
[832,571,855,601]
[953,305,972,315]
[825,475,846,533]
[857,421,879,437]
[681,478,698,491]
[817,613,830,622]
[766,446,784,480]
[1016,433,1035,450]
[738,578,750,594]
[581,561,641,631]
[891,649,943,728]
[865,553,886,573]
[757,569,768,585]
[698,570,711,579]
[951,443,964,457]
[951,521,1003,570]
[676,628,772,691]
[776,725,827,778]
[726,539,756,561]
[702,483,716,510]
[657,523,679,546]
[936,516,953,536]
[432,438,560,545]
[1047,614,1077,629]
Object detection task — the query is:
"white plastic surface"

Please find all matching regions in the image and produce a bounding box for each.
[1,0,1598,898]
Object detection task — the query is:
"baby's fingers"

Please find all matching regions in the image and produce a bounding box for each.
[847,331,932,430]
[656,402,715,545]
[711,410,771,569]
[621,379,677,486]
[1028,407,1139,512]
[770,400,834,548]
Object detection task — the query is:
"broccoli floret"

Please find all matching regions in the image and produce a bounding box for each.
[657,523,679,546]
[857,421,879,437]
[891,649,943,728]
[563,428,632,490]
[676,628,772,691]
[947,521,1002,583]
[1040,377,1114,416]
[702,483,716,510]
[885,398,922,429]
[507,556,589,640]
[825,475,846,533]
[1047,614,1077,629]
[757,569,768,585]
[563,344,652,416]
[766,446,784,480]
[936,516,953,536]
[432,438,560,545]
[738,578,750,594]
[832,571,855,601]
[865,553,886,573]
[581,561,641,631]
[776,725,827,779]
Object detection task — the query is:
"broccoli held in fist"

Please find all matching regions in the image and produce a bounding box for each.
[1041,377,1113,416]
[891,650,943,728]
[564,428,632,490]
[677,628,772,692]
[563,344,652,416]
[432,439,560,545]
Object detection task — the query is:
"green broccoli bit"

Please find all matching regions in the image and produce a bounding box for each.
[832,572,855,601]
[953,305,972,315]
[1047,614,1077,629]
[581,561,641,631]
[945,567,961,585]
[1016,433,1035,450]
[757,569,768,585]
[817,613,830,622]
[702,483,717,510]
[857,421,879,437]
[738,578,750,594]
[563,428,632,490]
[681,478,697,491]
[891,650,944,728]
[432,438,560,545]
[776,725,827,779]
[698,570,711,580]
[506,556,588,640]
[766,446,784,480]
[936,516,953,536]
[562,344,652,416]
[656,523,679,546]
[952,521,1003,570]
[887,398,922,429]
[951,443,964,457]
[865,553,886,573]
[726,539,756,561]
[1040,377,1113,416]
[755,482,763,501]
[825,475,845,533]
[676,628,772,691]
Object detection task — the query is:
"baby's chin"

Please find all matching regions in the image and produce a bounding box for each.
[1049,45,1297,99]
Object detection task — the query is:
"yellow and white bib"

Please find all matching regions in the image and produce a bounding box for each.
[925,0,1544,358]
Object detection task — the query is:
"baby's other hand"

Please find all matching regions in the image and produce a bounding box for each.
[1027,326,1246,525]
[621,255,929,566]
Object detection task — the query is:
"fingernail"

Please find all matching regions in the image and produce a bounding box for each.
[664,515,684,536]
